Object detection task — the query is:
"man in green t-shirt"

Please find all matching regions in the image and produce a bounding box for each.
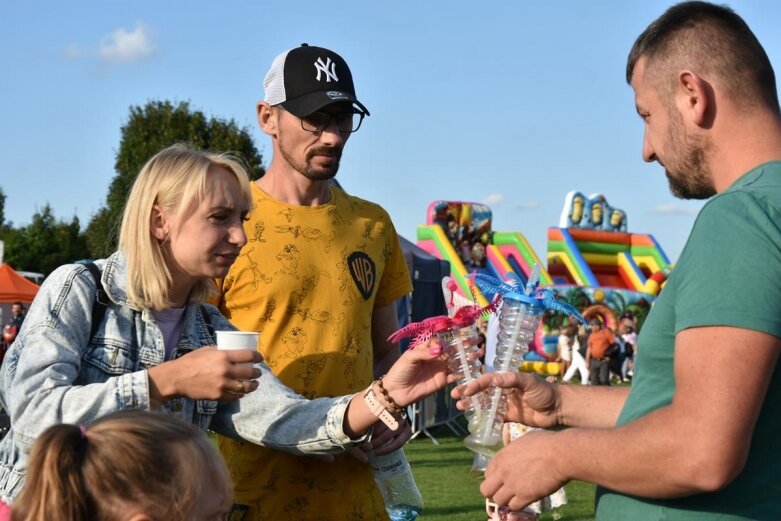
[456,2,781,520]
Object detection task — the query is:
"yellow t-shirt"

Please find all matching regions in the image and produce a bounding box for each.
[218,183,412,521]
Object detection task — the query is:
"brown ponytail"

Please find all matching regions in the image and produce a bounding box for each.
[11,410,231,521]
[11,424,94,519]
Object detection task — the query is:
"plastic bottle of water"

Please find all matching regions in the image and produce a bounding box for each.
[465,297,544,455]
[438,323,484,432]
[369,448,423,521]
[493,296,544,372]
[465,267,586,456]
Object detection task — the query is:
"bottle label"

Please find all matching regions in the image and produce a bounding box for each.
[371,454,409,479]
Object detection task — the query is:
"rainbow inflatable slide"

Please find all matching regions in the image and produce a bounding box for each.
[548,191,671,297]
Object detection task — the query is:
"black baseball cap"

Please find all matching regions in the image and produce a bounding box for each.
[263,43,370,117]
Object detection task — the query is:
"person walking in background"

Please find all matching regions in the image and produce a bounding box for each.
[585,318,615,386]
[215,44,414,520]
[619,310,637,331]
[1,303,25,348]
[455,2,781,519]
[0,144,449,519]
[607,328,628,384]
[6,304,24,335]
[560,324,589,384]
[555,326,571,380]
[11,410,233,521]
[576,323,590,355]
[618,318,637,380]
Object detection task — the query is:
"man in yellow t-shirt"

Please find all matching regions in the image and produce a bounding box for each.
[217,44,412,520]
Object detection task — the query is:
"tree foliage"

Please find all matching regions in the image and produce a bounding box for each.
[86,100,264,258]
[0,187,6,229]
[1,204,88,276]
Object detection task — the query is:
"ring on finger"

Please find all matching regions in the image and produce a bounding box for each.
[235,379,244,394]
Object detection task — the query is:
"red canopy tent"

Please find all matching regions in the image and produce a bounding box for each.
[0,264,39,305]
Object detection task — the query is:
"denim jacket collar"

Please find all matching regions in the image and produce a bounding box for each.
[102,251,134,309]
[101,252,214,349]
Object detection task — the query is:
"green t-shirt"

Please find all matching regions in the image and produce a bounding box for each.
[596,162,781,520]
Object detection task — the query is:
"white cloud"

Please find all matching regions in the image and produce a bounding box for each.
[649,203,698,216]
[63,43,82,59]
[482,193,506,206]
[99,23,154,64]
[515,201,541,210]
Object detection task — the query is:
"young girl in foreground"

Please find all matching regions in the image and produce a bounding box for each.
[0,144,447,513]
[12,410,231,521]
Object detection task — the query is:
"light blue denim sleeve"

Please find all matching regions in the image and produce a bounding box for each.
[1,264,150,451]
[209,362,370,454]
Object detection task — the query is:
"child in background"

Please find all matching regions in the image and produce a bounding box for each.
[485,421,568,520]
[619,318,638,380]
[486,498,538,521]
[11,409,231,521]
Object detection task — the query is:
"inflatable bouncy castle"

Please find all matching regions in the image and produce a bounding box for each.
[416,201,551,308]
[416,194,672,368]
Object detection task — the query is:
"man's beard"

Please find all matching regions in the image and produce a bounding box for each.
[280,144,342,181]
[664,110,716,200]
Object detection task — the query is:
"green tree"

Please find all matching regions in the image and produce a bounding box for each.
[0,186,6,229]
[2,205,88,275]
[86,100,264,258]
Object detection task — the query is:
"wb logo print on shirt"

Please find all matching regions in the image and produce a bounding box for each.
[348,252,376,300]
[314,57,339,82]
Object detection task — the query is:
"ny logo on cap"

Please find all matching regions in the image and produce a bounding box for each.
[314,57,339,82]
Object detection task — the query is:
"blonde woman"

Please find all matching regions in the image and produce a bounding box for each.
[0,144,447,514]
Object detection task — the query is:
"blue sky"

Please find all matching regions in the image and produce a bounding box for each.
[2,1,780,263]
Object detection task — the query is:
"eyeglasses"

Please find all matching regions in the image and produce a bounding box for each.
[299,110,365,133]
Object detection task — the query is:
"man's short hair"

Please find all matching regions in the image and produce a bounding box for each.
[626,1,779,114]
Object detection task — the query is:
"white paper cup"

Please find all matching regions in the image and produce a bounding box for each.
[216,331,260,351]
[216,331,260,378]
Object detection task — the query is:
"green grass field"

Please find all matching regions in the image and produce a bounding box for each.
[405,428,596,521]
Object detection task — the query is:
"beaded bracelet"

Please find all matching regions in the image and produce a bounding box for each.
[376,375,403,414]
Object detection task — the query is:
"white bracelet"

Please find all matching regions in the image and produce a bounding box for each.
[363,385,400,430]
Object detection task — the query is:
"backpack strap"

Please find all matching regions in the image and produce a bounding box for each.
[200,305,215,345]
[82,262,109,342]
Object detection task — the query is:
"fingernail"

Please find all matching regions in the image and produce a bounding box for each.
[429,346,442,355]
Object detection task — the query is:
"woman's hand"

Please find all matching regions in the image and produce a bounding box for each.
[378,339,449,408]
[365,419,413,456]
[148,347,263,402]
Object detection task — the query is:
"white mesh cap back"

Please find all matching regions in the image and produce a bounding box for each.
[263,49,292,105]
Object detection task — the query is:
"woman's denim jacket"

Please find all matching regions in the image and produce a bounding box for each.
[0,252,363,502]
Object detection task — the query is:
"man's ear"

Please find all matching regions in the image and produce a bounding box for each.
[257,101,278,137]
[677,70,712,127]
[150,204,169,241]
